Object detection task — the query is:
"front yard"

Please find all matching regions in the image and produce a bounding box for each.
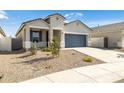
[0,50,104,83]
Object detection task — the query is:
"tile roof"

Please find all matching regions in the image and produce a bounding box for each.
[92,22,124,33]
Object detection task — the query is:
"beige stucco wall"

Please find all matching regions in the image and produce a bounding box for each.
[91,31,122,48]
[90,37,104,48]
[65,21,91,34]
[0,37,12,51]
[50,15,65,29]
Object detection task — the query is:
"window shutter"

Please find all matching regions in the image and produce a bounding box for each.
[30,30,32,41]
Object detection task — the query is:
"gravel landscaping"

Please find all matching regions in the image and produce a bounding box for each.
[0,50,104,83]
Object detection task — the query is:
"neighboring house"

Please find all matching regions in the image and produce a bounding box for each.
[16,13,92,49]
[0,26,6,38]
[0,27,11,52]
[91,22,124,48]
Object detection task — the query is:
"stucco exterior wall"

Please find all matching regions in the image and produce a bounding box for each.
[91,31,122,48]
[91,37,104,48]
[65,21,91,34]
[0,37,12,51]
[50,15,65,29]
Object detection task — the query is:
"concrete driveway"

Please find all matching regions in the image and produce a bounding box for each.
[73,47,124,63]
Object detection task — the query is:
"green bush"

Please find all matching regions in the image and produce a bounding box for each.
[41,48,51,52]
[30,42,37,55]
[50,37,60,57]
[83,56,92,62]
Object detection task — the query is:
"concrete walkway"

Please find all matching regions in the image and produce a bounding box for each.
[23,62,124,83]
[22,48,124,83]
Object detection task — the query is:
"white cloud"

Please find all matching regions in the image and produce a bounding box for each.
[0,10,8,20]
[64,12,83,19]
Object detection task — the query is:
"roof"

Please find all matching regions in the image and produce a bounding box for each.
[92,21,124,33]
[44,13,66,20]
[16,18,49,36]
[16,13,66,36]
[65,20,93,31]
[0,27,6,37]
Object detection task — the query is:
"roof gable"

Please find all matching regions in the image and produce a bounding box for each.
[44,13,66,20]
[16,18,49,36]
[65,20,92,31]
[23,18,49,26]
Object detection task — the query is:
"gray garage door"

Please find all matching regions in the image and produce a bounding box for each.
[65,34,87,48]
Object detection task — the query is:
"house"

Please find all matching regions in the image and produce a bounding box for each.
[90,22,124,48]
[0,26,6,38]
[15,13,92,50]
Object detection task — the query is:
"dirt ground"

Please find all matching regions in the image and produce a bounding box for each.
[0,50,104,83]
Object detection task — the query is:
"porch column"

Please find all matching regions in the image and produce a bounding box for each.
[60,30,65,48]
[25,27,31,49]
[87,34,91,47]
[49,27,53,43]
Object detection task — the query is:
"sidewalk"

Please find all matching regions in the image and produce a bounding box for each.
[22,62,124,83]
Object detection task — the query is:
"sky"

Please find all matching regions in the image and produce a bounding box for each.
[1,10,124,37]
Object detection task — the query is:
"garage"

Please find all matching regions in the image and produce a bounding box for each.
[65,34,87,48]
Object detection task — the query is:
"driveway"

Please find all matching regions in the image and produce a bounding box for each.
[73,47,124,63]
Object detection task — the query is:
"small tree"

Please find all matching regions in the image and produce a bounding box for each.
[50,37,60,57]
[30,42,37,55]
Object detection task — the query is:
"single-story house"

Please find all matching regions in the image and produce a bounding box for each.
[15,13,92,50]
[0,26,6,38]
[91,22,124,48]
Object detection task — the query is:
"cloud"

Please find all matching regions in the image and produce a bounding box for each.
[0,10,8,20]
[64,12,83,19]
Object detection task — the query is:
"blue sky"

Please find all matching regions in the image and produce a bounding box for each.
[1,10,124,37]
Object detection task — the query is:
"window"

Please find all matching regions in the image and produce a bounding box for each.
[32,32,40,43]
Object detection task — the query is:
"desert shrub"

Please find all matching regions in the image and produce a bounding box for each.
[30,42,37,55]
[41,48,51,52]
[83,56,92,62]
[50,37,60,57]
